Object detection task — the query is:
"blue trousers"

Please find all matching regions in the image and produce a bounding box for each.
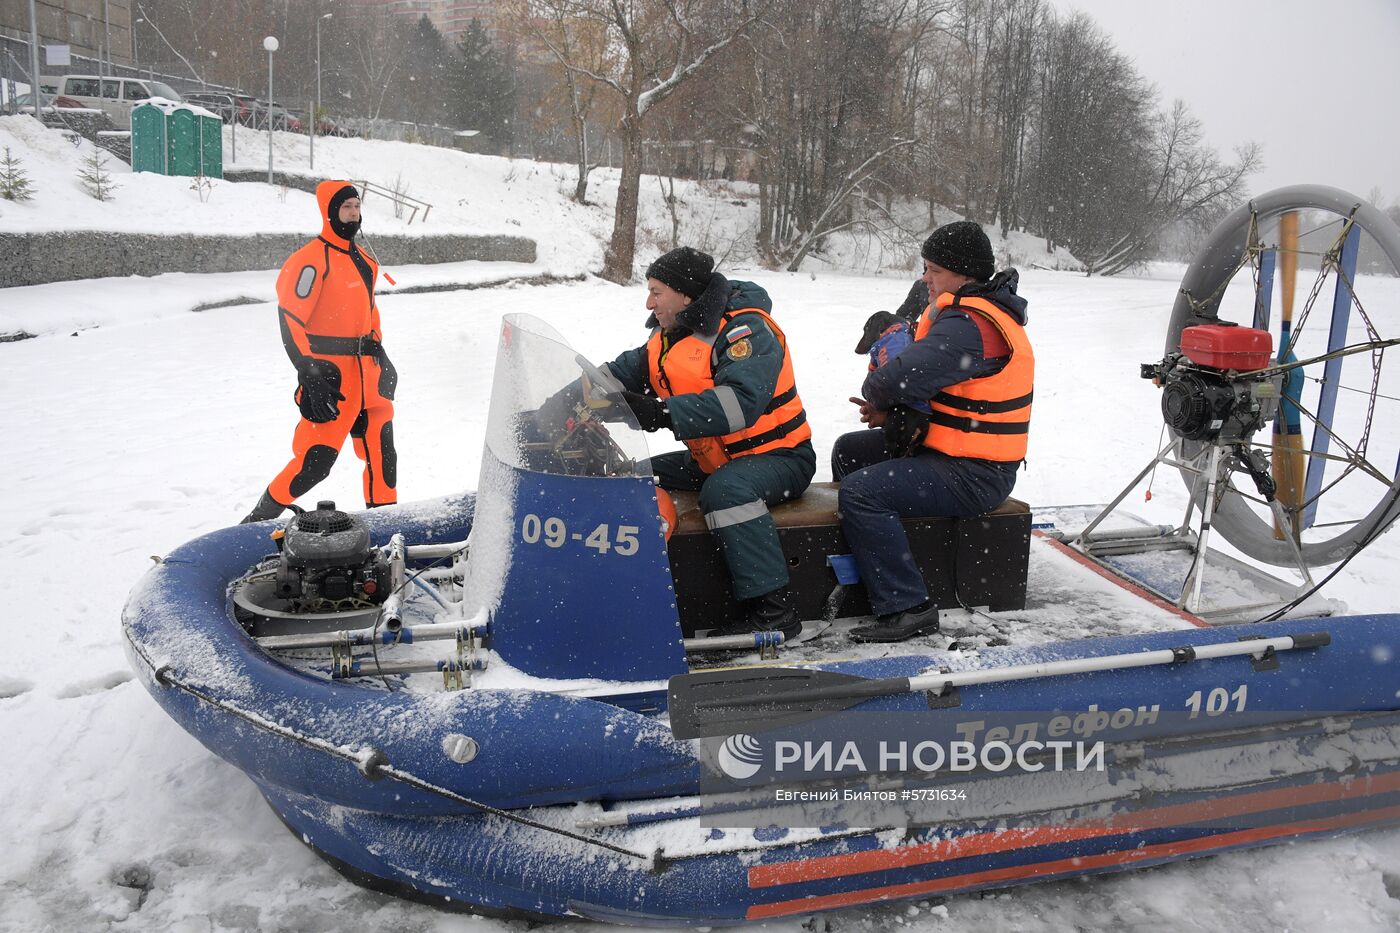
[653,441,816,600]
[833,429,1018,616]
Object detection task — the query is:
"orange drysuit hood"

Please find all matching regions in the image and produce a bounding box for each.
[317,179,360,248]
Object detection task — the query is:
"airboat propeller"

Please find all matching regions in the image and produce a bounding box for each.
[1074,184,1400,618]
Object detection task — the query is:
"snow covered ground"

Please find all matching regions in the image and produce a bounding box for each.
[2,123,1398,931]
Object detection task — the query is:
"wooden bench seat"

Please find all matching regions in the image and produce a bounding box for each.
[669,482,1028,535]
[665,482,1030,634]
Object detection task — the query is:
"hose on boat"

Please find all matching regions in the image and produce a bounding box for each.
[122,626,664,869]
[366,544,466,691]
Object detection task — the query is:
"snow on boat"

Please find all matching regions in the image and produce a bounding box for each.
[124,187,1400,923]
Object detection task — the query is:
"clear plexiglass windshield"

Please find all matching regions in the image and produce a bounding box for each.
[482,313,654,478]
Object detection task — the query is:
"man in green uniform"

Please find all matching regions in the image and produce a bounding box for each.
[599,247,816,637]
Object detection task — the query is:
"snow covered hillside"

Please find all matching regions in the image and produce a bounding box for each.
[0,113,1079,286]
[1,123,1397,932]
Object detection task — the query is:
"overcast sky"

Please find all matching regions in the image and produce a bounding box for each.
[1048,0,1400,203]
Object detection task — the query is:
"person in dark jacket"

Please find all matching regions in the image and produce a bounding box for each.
[240,181,398,523]
[834,221,1034,642]
[599,247,817,638]
[893,278,931,324]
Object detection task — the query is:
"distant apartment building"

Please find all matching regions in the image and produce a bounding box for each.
[1,0,135,68]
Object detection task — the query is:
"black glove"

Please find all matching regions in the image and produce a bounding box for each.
[883,405,930,458]
[295,357,346,423]
[534,385,582,430]
[608,390,671,432]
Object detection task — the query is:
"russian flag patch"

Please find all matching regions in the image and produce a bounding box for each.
[726,324,753,343]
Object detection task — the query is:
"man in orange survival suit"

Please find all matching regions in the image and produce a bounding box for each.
[240,181,398,523]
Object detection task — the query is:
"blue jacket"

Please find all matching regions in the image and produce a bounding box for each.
[863,270,1028,413]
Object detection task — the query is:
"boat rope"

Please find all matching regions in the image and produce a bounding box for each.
[122,627,662,868]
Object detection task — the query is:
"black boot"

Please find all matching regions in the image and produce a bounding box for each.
[239,489,287,524]
[745,587,802,640]
[708,587,802,640]
[849,601,940,643]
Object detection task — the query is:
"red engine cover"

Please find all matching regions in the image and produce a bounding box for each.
[1179,324,1273,371]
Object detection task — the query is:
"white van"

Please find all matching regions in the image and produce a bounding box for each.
[40,75,184,128]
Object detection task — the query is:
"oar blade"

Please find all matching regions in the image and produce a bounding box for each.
[1273,210,1306,540]
[667,666,871,740]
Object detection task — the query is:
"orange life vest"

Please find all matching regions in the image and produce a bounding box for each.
[646,308,811,474]
[915,293,1033,461]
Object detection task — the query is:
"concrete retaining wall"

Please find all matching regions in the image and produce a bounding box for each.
[0,230,537,288]
[222,169,322,194]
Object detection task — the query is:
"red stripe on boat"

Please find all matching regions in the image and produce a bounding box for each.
[745,803,1400,920]
[1035,530,1209,627]
[750,770,1400,888]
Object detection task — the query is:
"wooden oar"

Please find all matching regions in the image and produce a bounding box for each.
[666,632,1331,739]
[1273,211,1306,539]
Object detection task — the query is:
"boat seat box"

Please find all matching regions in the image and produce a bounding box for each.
[667,482,1030,634]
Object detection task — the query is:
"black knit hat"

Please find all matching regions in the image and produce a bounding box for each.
[646,246,715,299]
[921,221,995,281]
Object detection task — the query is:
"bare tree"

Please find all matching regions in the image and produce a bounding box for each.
[725,0,941,269]
[347,9,412,120]
[518,1,614,203]
[527,0,758,282]
[1084,100,1259,275]
[139,0,274,88]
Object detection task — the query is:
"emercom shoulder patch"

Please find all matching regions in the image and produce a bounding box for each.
[726,338,752,361]
[295,265,317,299]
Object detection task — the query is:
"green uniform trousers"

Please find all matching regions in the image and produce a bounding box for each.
[651,440,816,600]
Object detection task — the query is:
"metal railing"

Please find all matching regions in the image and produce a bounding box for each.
[354,178,433,225]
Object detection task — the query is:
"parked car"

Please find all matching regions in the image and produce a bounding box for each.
[38,74,183,129]
[227,96,293,131]
[9,91,86,111]
[182,92,237,123]
[316,116,359,138]
[267,102,303,133]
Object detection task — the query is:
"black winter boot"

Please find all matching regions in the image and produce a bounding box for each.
[239,489,287,524]
[745,587,802,640]
[848,601,940,643]
[707,588,802,641]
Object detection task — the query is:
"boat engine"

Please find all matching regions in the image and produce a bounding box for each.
[274,500,392,611]
[1142,324,1280,444]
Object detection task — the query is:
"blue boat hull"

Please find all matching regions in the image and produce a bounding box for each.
[261,715,1400,924]
[123,493,1400,923]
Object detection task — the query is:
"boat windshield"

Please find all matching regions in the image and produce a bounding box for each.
[482,313,654,478]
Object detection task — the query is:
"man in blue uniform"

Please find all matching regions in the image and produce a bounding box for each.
[834,222,1033,642]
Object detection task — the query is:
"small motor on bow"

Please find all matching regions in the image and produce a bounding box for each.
[1141,323,1282,444]
[273,500,392,611]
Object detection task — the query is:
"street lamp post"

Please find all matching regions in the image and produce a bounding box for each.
[26,0,41,120]
[312,12,331,170]
[263,35,278,184]
[132,17,142,70]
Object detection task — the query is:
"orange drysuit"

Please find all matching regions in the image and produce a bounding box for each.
[262,180,397,509]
